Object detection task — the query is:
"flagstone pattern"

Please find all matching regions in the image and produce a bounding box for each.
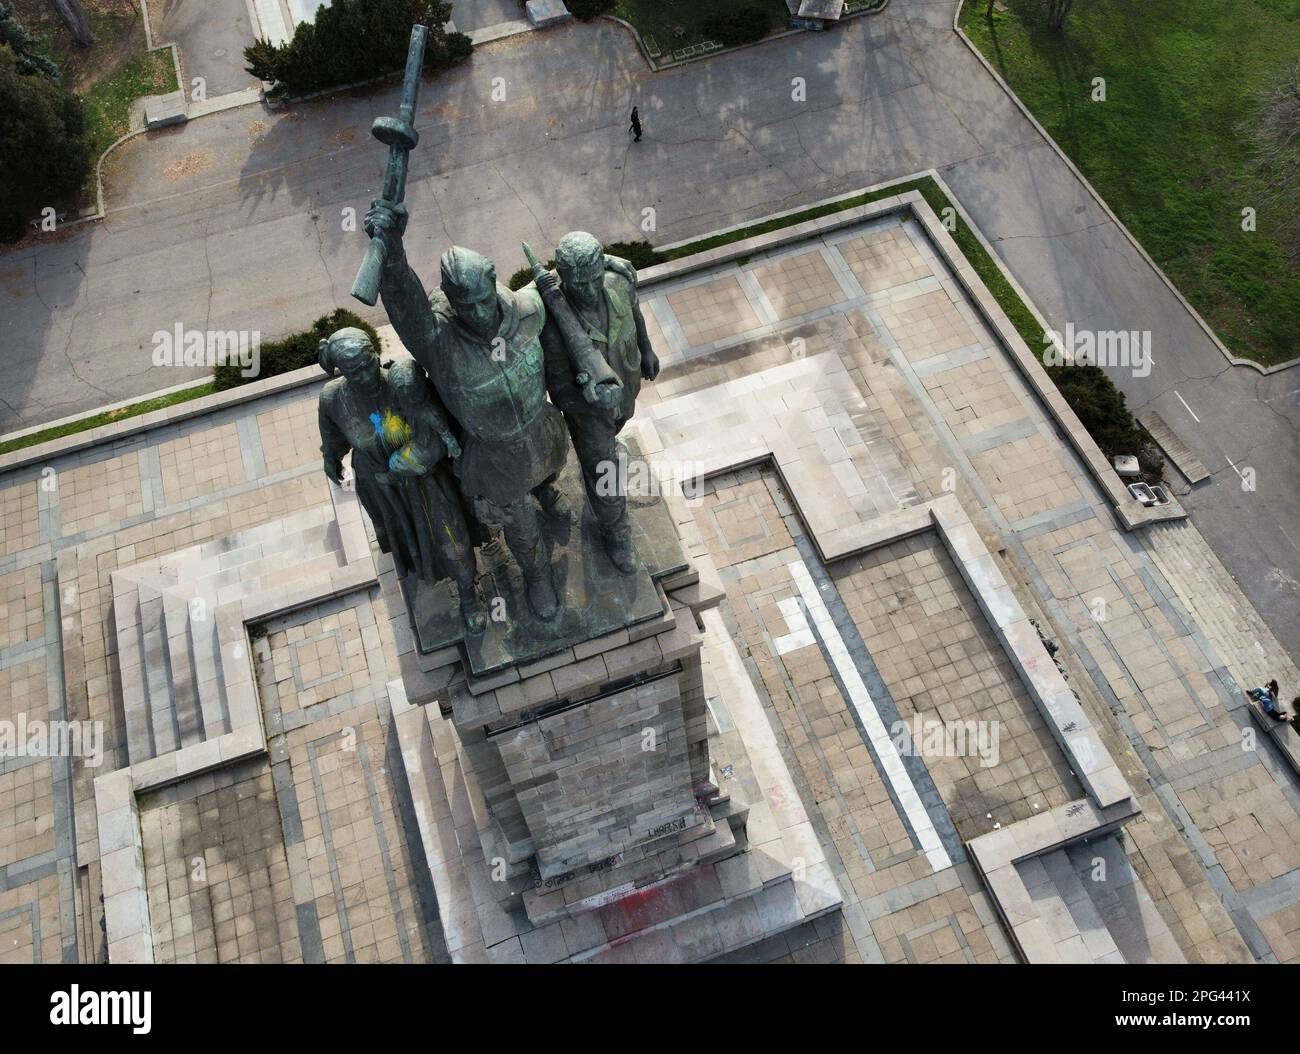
[0,191,1294,963]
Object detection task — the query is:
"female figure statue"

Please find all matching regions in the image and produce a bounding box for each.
[316,327,487,633]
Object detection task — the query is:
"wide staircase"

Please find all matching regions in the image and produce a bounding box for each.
[111,503,348,770]
[1016,834,1185,964]
[1146,521,1300,694]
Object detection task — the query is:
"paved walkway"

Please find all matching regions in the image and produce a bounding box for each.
[155,0,261,97]
[2,9,1295,669]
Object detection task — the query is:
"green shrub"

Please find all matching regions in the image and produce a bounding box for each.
[508,263,545,292]
[505,240,664,291]
[212,309,380,390]
[605,240,664,269]
[702,7,773,47]
[244,0,469,96]
[0,47,91,241]
[445,31,472,64]
[565,0,615,21]
[1046,362,1160,476]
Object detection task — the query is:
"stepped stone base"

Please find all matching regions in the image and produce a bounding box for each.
[384,452,841,961]
[390,597,842,962]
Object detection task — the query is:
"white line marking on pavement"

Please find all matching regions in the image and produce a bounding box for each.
[1173,390,1200,423]
[787,558,951,873]
[773,596,817,654]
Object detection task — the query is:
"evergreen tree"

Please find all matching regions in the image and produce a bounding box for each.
[245,0,470,95]
[0,45,91,240]
[0,3,61,81]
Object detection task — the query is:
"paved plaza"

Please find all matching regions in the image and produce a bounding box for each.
[1,190,1297,963]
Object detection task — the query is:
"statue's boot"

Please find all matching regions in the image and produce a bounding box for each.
[603,522,637,575]
[457,576,487,636]
[535,480,570,520]
[516,542,559,620]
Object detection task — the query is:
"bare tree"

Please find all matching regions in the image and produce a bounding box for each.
[1046,0,1076,30]
[48,0,93,47]
[1251,60,1300,255]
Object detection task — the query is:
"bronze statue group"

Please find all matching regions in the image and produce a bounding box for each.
[317,200,660,635]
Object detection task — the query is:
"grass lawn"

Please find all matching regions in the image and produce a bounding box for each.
[961,0,1300,367]
[614,0,791,56]
[0,384,213,458]
[80,45,177,161]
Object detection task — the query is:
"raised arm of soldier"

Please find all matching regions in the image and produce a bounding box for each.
[364,199,439,364]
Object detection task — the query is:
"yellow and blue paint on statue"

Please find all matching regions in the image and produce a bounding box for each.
[371,410,428,477]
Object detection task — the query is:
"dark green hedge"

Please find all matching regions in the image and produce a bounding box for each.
[703,7,774,47]
[0,47,90,242]
[244,0,470,96]
[212,309,380,391]
[506,239,664,290]
[565,0,616,21]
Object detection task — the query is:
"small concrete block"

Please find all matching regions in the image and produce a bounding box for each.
[603,636,662,679]
[130,752,178,790]
[549,655,608,698]
[220,726,265,760]
[177,736,223,777]
[520,671,557,708]
[143,91,187,129]
[526,0,571,28]
[793,859,842,918]
[573,627,630,662]
[486,936,527,963]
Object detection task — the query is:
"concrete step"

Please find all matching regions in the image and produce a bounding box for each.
[522,803,740,926]
[1138,410,1209,484]
[112,575,147,765]
[163,593,204,749]
[1033,848,1122,963]
[111,500,355,769]
[189,605,229,742]
[139,591,178,760]
[571,872,811,963]
[1063,839,1185,963]
[1147,521,1300,694]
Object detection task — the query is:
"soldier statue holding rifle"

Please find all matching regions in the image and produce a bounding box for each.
[365,210,570,622]
[334,23,661,626]
[528,233,660,574]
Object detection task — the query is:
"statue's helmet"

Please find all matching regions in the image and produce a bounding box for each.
[555,231,604,276]
[318,327,377,376]
[440,246,497,302]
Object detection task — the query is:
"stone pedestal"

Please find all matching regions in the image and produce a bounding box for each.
[382,449,841,961]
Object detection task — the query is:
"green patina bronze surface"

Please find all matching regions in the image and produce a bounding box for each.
[331,60,666,638]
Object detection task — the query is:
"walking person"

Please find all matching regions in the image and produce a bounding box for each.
[628,106,642,143]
